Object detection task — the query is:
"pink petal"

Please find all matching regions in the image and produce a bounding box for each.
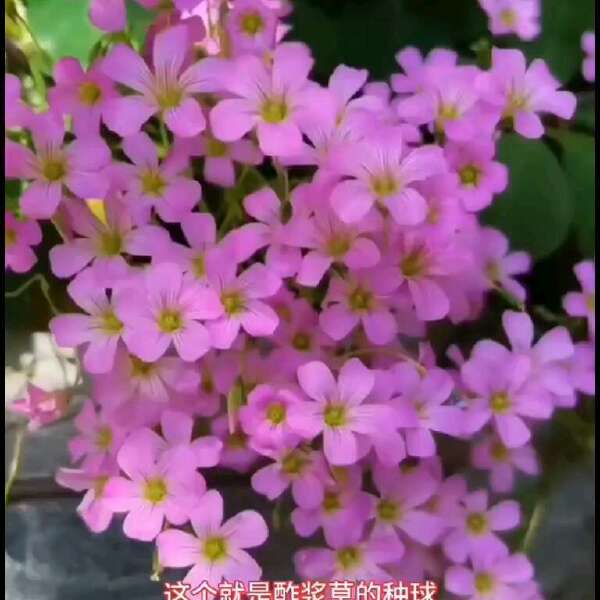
[204,156,235,187]
[323,428,358,465]
[89,0,126,33]
[210,99,256,142]
[514,111,544,139]
[122,132,158,167]
[408,278,450,321]
[445,566,475,595]
[296,361,336,403]
[161,409,193,445]
[296,251,332,287]
[153,24,189,76]
[164,98,206,138]
[495,414,531,448]
[319,304,359,341]
[50,314,91,347]
[256,121,303,157]
[157,529,200,568]
[103,96,156,137]
[251,464,288,500]
[221,510,268,548]
[330,179,374,223]
[385,187,428,226]
[189,489,223,537]
[49,240,95,278]
[20,182,62,219]
[337,358,374,405]
[173,321,211,361]
[488,500,520,531]
[502,310,534,352]
[123,503,164,541]
[102,43,152,93]
[362,310,397,345]
[240,300,279,337]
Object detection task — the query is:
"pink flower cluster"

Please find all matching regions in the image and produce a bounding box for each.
[4,0,594,597]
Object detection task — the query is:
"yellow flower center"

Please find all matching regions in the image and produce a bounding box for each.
[130,356,155,378]
[438,103,460,122]
[349,287,373,312]
[459,164,481,187]
[475,572,495,595]
[322,491,342,513]
[201,371,215,394]
[261,98,288,124]
[323,403,347,428]
[371,173,398,198]
[500,9,516,27]
[490,391,511,414]
[336,546,362,570]
[504,91,529,118]
[266,403,286,425]
[100,310,123,335]
[42,158,67,182]
[203,536,228,562]
[206,137,229,157]
[156,83,183,111]
[486,261,501,283]
[240,11,264,35]
[5,228,17,247]
[140,169,166,197]
[376,499,399,522]
[78,82,102,106]
[93,476,109,497]
[491,440,510,461]
[281,450,308,475]
[401,250,427,279]
[292,332,311,351]
[586,294,595,312]
[157,309,183,333]
[466,512,489,535]
[326,235,351,258]
[143,478,168,504]
[98,231,123,256]
[221,291,246,315]
[95,425,113,450]
[192,253,206,278]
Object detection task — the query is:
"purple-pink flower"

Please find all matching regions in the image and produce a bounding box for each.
[5,212,42,273]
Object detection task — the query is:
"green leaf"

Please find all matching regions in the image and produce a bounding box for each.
[482,134,573,260]
[507,0,595,83]
[27,0,102,66]
[289,0,486,81]
[552,131,596,257]
[127,0,155,51]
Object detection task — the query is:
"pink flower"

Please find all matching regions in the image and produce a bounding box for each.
[224,187,303,276]
[178,129,262,187]
[5,212,42,273]
[445,550,534,599]
[5,74,32,129]
[210,42,334,156]
[390,230,472,321]
[479,0,540,41]
[290,201,382,287]
[239,383,304,451]
[94,346,201,404]
[479,48,576,138]
[48,58,117,135]
[563,260,595,338]
[225,0,278,56]
[391,47,458,96]
[461,341,553,448]
[67,399,128,470]
[582,32,595,82]
[157,489,268,587]
[211,416,259,474]
[501,310,575,407]
[368,464,446,549]
[287,359,396,465]
[119,262,223,361]
[101,25,223,137]
[50,269,131,373]
[396,65,494,142]
[319,269,399,346]
[251,446,329,508]
[104,428,206,541]
[442,490,519,563]
[445,139,508,212]
[291,466,372,546]
[10,383,69,431]
[472,435,539,493]
[56,462,119,533]
[49,197,170,286]
[329,128,446,224]
[5,113,110,219]
[120,132,201,223]
[294,526,403,581]
[392,365,462,457]
[206,260,281,349]
[477,227,531,302]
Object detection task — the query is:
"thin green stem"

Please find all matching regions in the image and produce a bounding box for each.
[5,273,60,316]
[521,498,547,553]
[5,423,27,505]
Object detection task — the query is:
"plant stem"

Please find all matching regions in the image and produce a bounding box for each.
[5,273,60,316]
[521,498,547,553]
[5,423,27,505]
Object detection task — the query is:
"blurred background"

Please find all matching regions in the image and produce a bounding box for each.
[5,0,595,598]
